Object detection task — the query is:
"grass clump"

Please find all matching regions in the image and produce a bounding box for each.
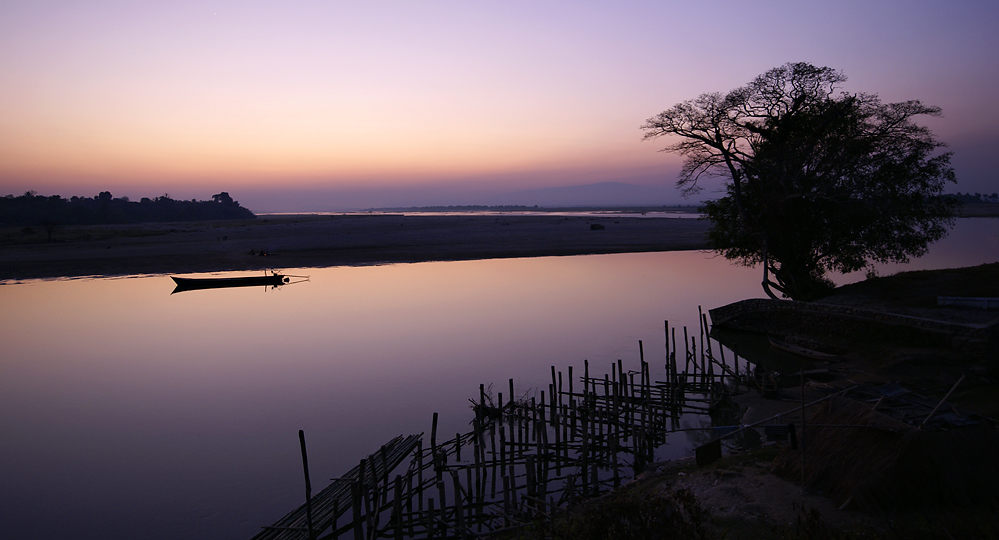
[524,488,710,540]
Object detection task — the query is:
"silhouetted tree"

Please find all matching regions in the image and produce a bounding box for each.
[642,62,957,300]
[211,192,235,205]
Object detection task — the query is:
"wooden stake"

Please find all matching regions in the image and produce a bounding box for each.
[801,368,806,493]
[683,326,690,374]
[351,480,363,540]
[298,430,315,540]
[393,476,403,540]
[430,412,439,471]
[452,471,465,535]
[427,498,435,539]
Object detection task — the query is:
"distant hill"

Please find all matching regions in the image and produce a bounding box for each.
[483,182,680,207]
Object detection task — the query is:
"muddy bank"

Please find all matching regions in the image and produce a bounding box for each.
[708,264,999,415]
[0,213,711,281]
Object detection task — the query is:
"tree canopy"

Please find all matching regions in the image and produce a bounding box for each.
[0,191,254,228]
[642,62,957,300]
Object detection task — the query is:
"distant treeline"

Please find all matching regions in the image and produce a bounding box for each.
[373,204,703,212]
[1,191,254,227]
[375,204,542,211]
[948,192,999,204]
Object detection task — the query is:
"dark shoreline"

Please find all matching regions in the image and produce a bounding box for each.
[0,213,712,281]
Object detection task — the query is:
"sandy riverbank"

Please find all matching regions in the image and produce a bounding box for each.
[0,213,712,281]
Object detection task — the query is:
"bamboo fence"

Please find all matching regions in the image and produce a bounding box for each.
[255,315,761,540]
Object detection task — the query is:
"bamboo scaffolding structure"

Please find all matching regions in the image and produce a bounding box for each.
[257,319,767,540]
[253,434,422,540]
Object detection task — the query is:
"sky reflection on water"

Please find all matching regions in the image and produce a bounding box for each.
[0,218,994,540]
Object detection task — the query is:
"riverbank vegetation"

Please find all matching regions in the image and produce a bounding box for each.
[946,193,999,216]
[0,191,254,232]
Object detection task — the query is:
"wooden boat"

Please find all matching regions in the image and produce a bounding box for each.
[768,336,841,361]
[170,273,290,293]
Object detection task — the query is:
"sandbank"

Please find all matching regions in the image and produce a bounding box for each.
[0,213,712,281]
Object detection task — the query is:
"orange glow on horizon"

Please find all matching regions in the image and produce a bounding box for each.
[2,2,995,200]
[0,106,669,189]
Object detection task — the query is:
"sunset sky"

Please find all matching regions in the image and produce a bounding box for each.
[2,1,997,211]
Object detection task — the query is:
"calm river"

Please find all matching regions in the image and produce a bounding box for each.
[1,218,995,540]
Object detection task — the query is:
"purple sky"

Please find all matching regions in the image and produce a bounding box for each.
[1,1,996,211]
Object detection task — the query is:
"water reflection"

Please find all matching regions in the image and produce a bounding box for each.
[835,216,998,284]
[1,251,758,540]
[0,218,994,540]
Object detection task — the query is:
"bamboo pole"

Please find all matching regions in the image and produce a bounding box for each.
[406,469,414,537]
[683,326,690,374]
[426,498,435,539]
[489,415,497,499]
[670,326,677,383]
[718,343,729,382]
[693,337,702,388]
[580,389,589,497]
[663,320,670,384]
[298,430,316,540]
[364,458,377,540]
[801,368,806,493]
[551,386,561,476]
[451,471,465,536]
[550,366,558,422]
[418,440,427,516]
[525,454,537,513]
[921,374,966,429]
[702,313,714,381]
[351,481,363,540]
[430,412,439,478]
[499,425,507,483]
[393,476,403,540]
[379,444,390,506]
[670,326,679,420]
[698,306,706,378]
[508,378,516,440]
[471,420,480,503]
[435,478,446,538]
[568,366,576,441]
